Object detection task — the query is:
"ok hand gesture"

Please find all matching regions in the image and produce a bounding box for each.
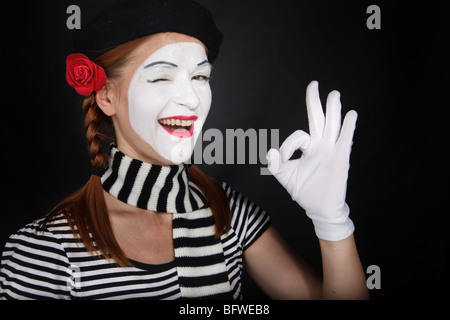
[267,81,358,241]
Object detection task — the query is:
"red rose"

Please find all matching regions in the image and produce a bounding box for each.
[66,53,107,96]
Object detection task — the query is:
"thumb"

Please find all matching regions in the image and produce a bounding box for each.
[266,148,283,175]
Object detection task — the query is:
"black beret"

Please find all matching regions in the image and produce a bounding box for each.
[74,0,223,63]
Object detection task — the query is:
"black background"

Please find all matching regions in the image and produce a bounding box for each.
[1,0,449,300]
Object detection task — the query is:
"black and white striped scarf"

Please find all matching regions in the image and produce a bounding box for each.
[100,146,232,299]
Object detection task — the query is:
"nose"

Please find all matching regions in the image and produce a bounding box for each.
[173,80,200,110]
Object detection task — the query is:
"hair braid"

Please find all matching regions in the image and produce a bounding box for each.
[82,94,113,170]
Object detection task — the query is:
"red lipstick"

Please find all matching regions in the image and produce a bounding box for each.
[158,116,197,138]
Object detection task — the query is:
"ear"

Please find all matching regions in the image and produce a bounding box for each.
[95,80,117,116]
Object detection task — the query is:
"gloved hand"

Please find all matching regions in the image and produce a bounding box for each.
[267,81,358,241]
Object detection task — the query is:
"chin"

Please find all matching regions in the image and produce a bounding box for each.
[155,139,195,165]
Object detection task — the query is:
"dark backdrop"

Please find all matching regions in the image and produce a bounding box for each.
[1,0,448,300]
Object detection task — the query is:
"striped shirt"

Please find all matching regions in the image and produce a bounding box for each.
[0,183,270,300]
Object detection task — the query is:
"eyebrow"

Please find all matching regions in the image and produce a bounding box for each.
[144,61,178,69]
[197,60,211,67]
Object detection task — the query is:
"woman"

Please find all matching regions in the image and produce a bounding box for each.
[0,0,368,299]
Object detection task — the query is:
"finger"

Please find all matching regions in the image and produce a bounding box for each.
[306,81,325,139]
[279,130,311,163]
[337,110,358,148]
[324,90,342,143]
[266,149,282,175]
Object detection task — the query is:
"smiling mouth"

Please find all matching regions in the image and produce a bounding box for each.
[158,116,197,138]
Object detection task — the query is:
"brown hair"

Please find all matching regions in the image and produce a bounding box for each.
[41,36,231,267]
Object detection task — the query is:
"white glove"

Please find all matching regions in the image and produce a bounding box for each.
[267,81,358,241]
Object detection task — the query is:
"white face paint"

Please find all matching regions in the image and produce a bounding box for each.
[128,42,212,164]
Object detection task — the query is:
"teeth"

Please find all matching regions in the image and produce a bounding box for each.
[159,119,195,127]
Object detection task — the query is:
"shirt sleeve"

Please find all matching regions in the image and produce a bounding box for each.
[222,182,271,251]
[0,221,72,300]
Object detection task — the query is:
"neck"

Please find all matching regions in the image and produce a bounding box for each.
[114,137,176,166]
